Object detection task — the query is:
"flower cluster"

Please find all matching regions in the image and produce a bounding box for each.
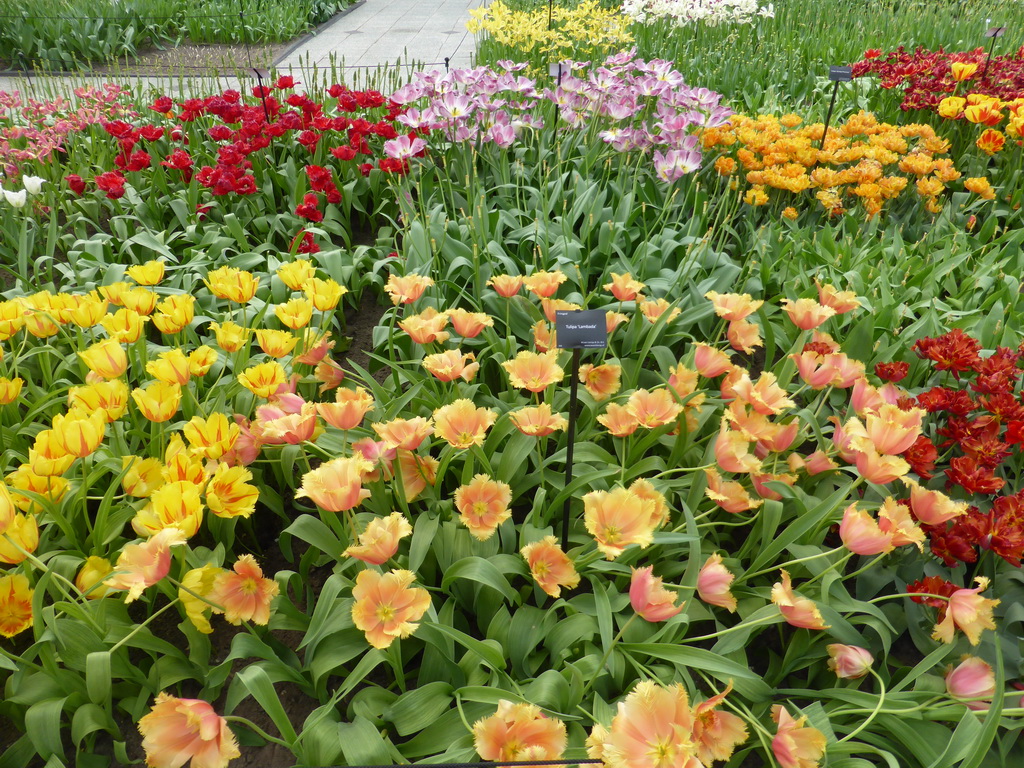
[886,328,1024,568]
[391,52,731,181]
[467,0,633,65]
[622,0,775,26]
[853,45,1024,117]
[703,111,994,217]
[0,84,133,176]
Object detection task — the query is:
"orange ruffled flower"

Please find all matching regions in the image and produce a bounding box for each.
[454,474,512,540]
[399,306,449,344]
[446,308,493,338]
[706,291,763,321]
[704,468,763,514]
[579,363,621,401]
[107,527,188,603]
[373,416,433,451]
[433,399,497,449]
[423,349,479,382]
[138,693,240,768]
[509,403,568,437]
[583,486,658,559]
[521,536,579,598]
[318,386,374,430]
[933,577,999,645]
[771,705,827,768]
[771,570,830,630]
[344,512,412,565]
[730,371,795,415]
[627,388,684,428]
[351,568,431,649]
[473,700,567,762]
[780,298,836,330]
[522,269,567,298]
[502,350,564,392]
[295,456,373,512]
[598,403,640,438]
[591,681,699,768]
[384,273,433,305]
[487,274,524,297]
[396,449,439,502]
[604,272,645,302]
[693,343,733,377]
[209,554,279,625]
[727,318,763,353]
[630,565,684,622]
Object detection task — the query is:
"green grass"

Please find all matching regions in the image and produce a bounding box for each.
[0,0,352,70]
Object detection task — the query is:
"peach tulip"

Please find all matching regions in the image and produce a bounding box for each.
[521,536,580,598]
[697,553,737,612]
[351,569,431,649]
[827,644,874,679]
[473,700,566,762]
[295,456,373,512]
[933,577,999,645]
[945,656,995,710]
[138,693,240,768]
[630,566,684,622]
[771,705,827,768]
[771,570,829,630]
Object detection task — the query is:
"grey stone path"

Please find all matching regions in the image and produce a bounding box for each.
[0,0,486,97]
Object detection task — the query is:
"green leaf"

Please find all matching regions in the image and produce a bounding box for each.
[24,697,67,761]
[620,643,772,701]
[441,556,519,604]
[384,682,454,737]
[338,716,392,766]
[234,665,298,744]
[419,622,508,673]
[85,651,111,706]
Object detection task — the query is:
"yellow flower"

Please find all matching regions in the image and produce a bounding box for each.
[205,266,259,303]
[208,321,249,352]
[182,413,239,460]
[68,379,130,422]
[146,348,191,386]
[50,408,106,459]
[951,62,978,82]
[178,564,224,634]
[255,329,298,358]
[304,278,347,311]
[206,464,259,519]
[79,338,128,379]
[151,294,196,334]
[0,376,23,405]
[121,456,165,497]
[275,297,314,329]
[277,259,316,290]
[238,361,286,397]
[188,346,218,376]
[76,556,114,599]
[100,308,148,343]
[132,480,204,538]
[0,511,39,564]
[126,260,166,286]
[132,381,182,422]
[0,573,33,637]
[121,286,159,316]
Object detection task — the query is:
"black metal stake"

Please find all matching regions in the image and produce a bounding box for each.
[819,80,840,152]
[981,33,999,81]
[444,56,450,72]
[548,0,554,30]
[561,348,581,551]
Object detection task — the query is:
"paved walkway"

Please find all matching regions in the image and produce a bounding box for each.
[0,0,486,97]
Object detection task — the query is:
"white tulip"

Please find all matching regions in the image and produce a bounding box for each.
[22,175,45,195]
[2,189,27,208]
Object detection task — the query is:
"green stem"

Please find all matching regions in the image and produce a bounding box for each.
[578,613,638,700]
[743,546,845,581]
[837,667,886,743]
[223,716,293,748]
[109,598,181,655]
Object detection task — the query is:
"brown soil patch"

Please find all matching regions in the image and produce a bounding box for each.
[92,40,288,77]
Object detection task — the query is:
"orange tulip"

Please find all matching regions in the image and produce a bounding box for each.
[296,456,373,512]
[317,386,374,430]
[714,423,762,474]
[771,570,829,630]
[473,701,566,762]
[704,467,763,514]
[344,512,412,565]
[592,681,699,768]
[138,693,240,768]
[454,474,512,540]
[502,350,564,392]
[851,439,911,484]
[706,291,763,321]
[839,503,894,555]
[639,298,680,324]
[433,399,497,448]
[541,297,581,323]
[423,349,479,382]
[787,450,837,476]
[520,536,579,597]
[384,273,433,305]
[597,403,640,437]
[579,363,621,401]
[396,449,439,502]
[606,311,629,334]
[532,319,556,352]
[697,553,737,612]
[772,705,827,768]
[693,343,733,377]
[780,298,836,330]
[373,416,433,451]
[604,272,645,302]
[487,274,524,297]
[584,486,658,559]
[630,565,684,622]
[522,269,567,298]
[726,318,763,353]
[903,478,967,525]
[509,403,568,437]
[627,388,684,428]
[351,568,431,648]
[107,527,188,602]
[445,308,493,338]
[692,684,748,765]
[210,555,279,625]
[399,306,450,344]
[816,282,861,313]
[976,128,1005,155]
[864,404,924,455]
[932,577,999,645]
[731,371,794,415]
